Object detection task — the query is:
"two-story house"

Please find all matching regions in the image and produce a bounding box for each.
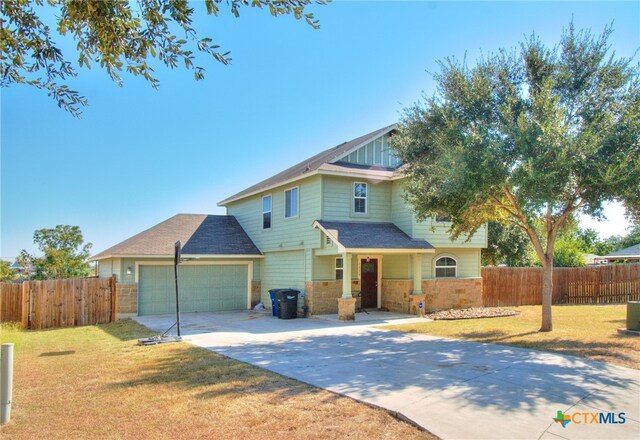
[92,124,486,319]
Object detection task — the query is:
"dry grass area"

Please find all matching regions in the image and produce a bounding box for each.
[385,305,640,369]
[0,320,435,440]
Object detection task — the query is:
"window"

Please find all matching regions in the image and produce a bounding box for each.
[335,257,344,280]
[284,187,299,218]
[262,195,272,229]
[354,182,367,214]
[435,215,451,222]
[435,257,457,278]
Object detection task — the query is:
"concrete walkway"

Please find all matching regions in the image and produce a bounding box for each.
[134,311,640,440]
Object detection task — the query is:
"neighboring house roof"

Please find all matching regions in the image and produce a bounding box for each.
[313,220,434,253]
[91,214,261,260]
[602,244,640,259]
[583,253,602,265]
[218,124,397,205]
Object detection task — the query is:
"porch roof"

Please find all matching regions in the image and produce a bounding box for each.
[313,220,434,253]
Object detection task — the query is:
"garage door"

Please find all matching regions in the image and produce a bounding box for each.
[138,265,248,315]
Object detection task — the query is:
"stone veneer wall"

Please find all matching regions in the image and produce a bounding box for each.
[380,280,413,313]
[116,283,138,315]
[305,280,361,315]
[251,281,261,307]
[421,278,483,312]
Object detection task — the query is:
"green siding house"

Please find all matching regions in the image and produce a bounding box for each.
[93,124,486,318]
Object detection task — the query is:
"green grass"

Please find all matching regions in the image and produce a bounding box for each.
[0,320,434,440]
[384,305,639,369]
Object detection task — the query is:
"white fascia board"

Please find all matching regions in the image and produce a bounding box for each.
[90,254,171,261]
[218,171,320,206]
[219,167,395,207]
[345,248,436,254]
[92,253,264,261]
[181,254,264,259]
[311,221,346,253]
[328,125,397,164]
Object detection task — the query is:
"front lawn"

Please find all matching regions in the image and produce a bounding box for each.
[385,305,639,369]
[0,320,434,440]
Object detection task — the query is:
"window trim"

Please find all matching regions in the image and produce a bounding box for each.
[335,257,344,280]
[262,194,272,230]
[284,186,299,219]
[434,255,457,278]
[353,182,368,215]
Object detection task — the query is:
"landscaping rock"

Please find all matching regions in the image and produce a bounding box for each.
[426,307,519,320]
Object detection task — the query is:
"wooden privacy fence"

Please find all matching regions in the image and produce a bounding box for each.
[482,264,640,306]
[0,276,116,329]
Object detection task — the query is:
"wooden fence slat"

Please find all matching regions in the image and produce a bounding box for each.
[0,277,116,329]
[482,264,640,307]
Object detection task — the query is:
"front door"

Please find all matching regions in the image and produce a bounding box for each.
[360,259,378,309]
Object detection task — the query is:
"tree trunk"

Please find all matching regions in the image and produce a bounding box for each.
[540,260,553,332]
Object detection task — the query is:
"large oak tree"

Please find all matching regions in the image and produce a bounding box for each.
[392,23,640,331]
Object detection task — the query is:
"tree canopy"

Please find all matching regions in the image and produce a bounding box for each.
[0,260,15,282]
[1,0,327,115]
[20,225,92,279]
[393,23,640,331]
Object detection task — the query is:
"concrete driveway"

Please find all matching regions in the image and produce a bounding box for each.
[134,311,640,440]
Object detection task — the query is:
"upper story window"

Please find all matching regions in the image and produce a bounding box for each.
[435,215,451,222]
[284,187,299,218]
[354,182,367,214]
[435,256,457,278]
[335,257,344,280]
[262,195,272,229]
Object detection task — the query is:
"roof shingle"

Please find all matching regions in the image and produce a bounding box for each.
[316,220,434,250]
[218,124,396,205]
[91,214,261,259]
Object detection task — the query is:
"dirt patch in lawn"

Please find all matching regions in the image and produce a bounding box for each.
[0,320,435,440]
[426,307,519,320]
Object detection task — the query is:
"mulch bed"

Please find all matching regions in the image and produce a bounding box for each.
[426,307,520,320]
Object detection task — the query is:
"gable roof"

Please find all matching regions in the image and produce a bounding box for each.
[218,124,397,205]
[91,214,261,260]
[603,243,640,259]
[313,220,434,253]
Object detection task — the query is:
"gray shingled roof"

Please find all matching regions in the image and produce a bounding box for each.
[316,220,434,250]
[218,124,396,205]
[604,244,640,258]
[91,214,261,259]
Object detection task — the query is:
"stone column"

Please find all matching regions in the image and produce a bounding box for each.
[337,253,356,320]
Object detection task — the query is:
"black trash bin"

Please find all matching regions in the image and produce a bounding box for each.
[275,289,300,320]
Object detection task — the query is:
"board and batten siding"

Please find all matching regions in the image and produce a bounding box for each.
[322,176,392,222]
[226,175,322,253]
[341,134,401,168]
[260,250,306,304]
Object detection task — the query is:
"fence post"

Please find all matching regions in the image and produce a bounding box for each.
[110,276,117,322]
[20,282,29,328]
[1,343,14,425]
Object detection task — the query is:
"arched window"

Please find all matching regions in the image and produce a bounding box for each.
[435,256,457,278]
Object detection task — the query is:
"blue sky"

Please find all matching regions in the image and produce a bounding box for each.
[2,1,639,258]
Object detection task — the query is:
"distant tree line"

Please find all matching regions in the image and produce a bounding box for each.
[1,225,92,281]
[482,221,640,268]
